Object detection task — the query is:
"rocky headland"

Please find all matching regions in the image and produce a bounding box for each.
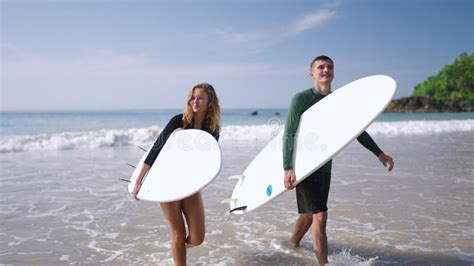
[385,96,473,113]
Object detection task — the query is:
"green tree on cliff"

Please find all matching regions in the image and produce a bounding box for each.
[412,52,474,108]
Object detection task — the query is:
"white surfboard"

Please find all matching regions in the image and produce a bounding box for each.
[128,129,221,202]
[228,75,396,214]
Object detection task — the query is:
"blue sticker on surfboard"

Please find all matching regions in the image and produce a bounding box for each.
[266,185,272,196]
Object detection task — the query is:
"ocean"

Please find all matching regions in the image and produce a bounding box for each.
[1,109,473,265]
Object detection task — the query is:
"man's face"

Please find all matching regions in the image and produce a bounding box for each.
[310,60,334,84]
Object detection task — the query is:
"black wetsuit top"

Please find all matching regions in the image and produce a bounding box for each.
[144,114,220,166]
[283,88,383,172]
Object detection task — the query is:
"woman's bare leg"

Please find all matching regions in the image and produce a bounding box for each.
[161,201,186,266]
[181,192,205,247]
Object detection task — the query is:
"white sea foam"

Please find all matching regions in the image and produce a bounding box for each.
[0,126,161,153]
[366,119,474,136]
[328,248,377,266]
[1,120,473,153]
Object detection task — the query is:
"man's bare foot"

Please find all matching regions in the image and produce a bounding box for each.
[289,240,300,248]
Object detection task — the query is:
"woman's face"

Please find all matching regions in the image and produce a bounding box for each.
[190,88,210,114]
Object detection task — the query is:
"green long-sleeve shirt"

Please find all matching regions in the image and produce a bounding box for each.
[283,88,383,171]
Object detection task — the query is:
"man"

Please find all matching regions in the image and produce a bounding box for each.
[283,55,394,265]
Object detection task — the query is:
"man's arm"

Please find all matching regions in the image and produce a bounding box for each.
[283,95,303,170]
[357,131,394,171]
[357,131,383,157]
[283,95,303,189]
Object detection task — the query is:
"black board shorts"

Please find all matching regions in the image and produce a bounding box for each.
[295,170,332,214]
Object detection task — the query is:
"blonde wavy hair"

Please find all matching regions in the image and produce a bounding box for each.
[183,83,221,134]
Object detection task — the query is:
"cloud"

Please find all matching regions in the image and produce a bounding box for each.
[209,9,337,44]
[288,9,336,36]
[209,28,264,43]
[1,43,44,61]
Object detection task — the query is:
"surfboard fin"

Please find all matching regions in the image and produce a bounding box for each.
[125,163,136,169]
[220,198,237,204]
[230,206,247,214]
[227,175,245,181]
[136,145,148,152]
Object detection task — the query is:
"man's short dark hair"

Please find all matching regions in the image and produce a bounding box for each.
[310,55,334,69]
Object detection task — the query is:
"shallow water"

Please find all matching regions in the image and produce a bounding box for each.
[1,130,473,265]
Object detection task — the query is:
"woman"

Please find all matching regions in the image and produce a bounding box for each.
[132,83,220,266]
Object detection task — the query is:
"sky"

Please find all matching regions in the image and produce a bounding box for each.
[1,0,473,111]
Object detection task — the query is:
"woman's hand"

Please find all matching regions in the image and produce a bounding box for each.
[132,164,151,200]
[173,128,183,133]
[131,182,142,200]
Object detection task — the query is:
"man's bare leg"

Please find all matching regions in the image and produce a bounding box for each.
[289,213,312,247]
[312,211,328,265]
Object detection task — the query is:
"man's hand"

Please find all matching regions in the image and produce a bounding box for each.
[284,169,296,190]
[378,153,394,171]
